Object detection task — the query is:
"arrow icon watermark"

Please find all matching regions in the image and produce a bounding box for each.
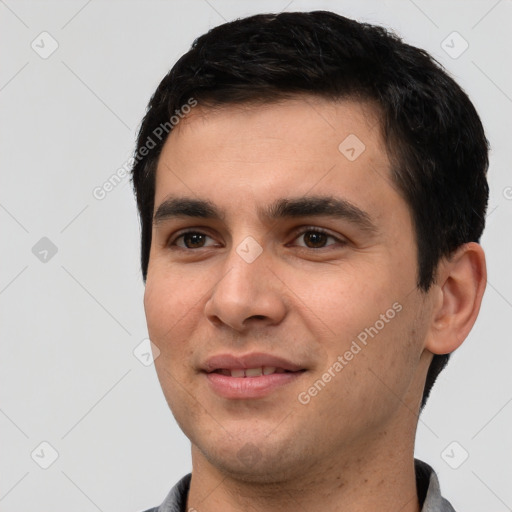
[338,134,366,161]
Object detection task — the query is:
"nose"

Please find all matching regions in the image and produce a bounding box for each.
[204,242,287,333]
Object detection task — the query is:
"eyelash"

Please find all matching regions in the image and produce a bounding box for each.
[168,227,346,250]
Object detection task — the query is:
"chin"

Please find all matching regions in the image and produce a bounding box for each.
[196,434,312,485]
[207,453,296,484]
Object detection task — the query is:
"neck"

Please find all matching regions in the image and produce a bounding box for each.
[187,433,421,512]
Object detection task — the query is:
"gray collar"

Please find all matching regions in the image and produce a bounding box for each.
[416,459,456,512]
[148,459,455,512]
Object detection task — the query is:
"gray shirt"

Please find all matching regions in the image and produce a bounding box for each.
[143,459,455,512]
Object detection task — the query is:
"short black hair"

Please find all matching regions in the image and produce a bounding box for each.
[131,11,489,408]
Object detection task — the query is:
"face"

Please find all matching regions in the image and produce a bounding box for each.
[144,97,434,483]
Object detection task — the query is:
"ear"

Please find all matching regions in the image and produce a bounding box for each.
[425,242,487,355]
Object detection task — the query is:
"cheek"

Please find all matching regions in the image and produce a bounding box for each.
[144,275,191,354]
[144,275,201,416]
[144,279,170,340]
[144,261,206,338]
[287,261,401,341]
[289,260,419,382]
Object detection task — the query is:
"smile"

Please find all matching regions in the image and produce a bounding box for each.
[201,352,306,399]
[212,367,294,377]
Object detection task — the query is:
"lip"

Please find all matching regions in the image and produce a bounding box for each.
[202,352,304,373]
[202,352,306,399]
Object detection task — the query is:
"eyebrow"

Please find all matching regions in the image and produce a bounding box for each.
[153,197,224,223]
[153,195,378,233]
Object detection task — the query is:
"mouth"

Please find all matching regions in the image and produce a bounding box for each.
[211,367,300,377]
[202,353,306,399]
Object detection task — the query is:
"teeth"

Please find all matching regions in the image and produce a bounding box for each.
[245,367,263,377]
[225,367,281,377]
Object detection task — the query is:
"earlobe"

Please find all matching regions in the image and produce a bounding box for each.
[425,242,487,355]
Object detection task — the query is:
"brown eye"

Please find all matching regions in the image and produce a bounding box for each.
[294,228,342,249]
[171,231,217,249]
[303,231,329,248]
[183,233,206,248]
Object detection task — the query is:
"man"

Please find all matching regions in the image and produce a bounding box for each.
[131,11,488,512]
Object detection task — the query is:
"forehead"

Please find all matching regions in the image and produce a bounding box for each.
[154,97,402,224]
[160,96,385,162]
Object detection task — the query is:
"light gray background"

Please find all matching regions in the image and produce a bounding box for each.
[0,0,510,510]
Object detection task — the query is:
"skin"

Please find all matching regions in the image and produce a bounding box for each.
[144,96,486,511]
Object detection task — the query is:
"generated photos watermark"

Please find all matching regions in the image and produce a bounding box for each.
[298,301,403,405]
[92,97,198,201]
